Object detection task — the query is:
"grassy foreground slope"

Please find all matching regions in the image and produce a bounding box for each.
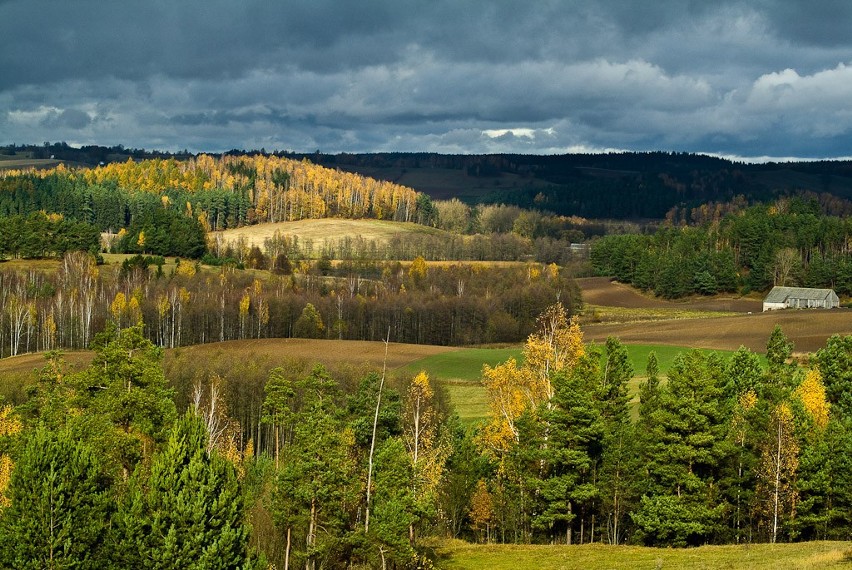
[431,539,852,570]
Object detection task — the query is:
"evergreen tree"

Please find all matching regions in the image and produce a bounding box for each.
[0,427,114,569]
[74,324,177,475]
[632,351,730,546]
[116,412,255,569]
[597,338,636,545]
[815,334,852,419]
[532,357,603,543]
[370,437,418,567]
[765,325,796,396]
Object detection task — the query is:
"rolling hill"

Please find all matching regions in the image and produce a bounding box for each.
[212,218,450,250]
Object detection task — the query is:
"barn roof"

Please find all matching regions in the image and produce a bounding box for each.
[764,286,836,303]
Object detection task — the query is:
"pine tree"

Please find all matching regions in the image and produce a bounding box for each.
[632,351,730,546]
[814,334,852,419]
[597,338,637,545]
[74,324,177,475]
[0,427,114,569]
[724,346,764,399]
[371,437,418,567]
[116,412,255,569]
[532,358,603,544]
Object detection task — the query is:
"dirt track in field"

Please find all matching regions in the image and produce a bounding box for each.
[577,277,851,352]
[577,277,763,312]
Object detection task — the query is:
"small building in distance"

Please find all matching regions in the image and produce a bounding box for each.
[762,286,840,312]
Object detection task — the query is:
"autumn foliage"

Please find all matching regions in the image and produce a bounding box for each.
[1,154,424,231]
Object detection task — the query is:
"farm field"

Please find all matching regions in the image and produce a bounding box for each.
[0,339,458,405]
[212,218,449,251]
[430,538,852,570]
[0,154,64,170]
[405,343,745,423]
[577,276,763,312]
[165,338,457,371]
[582,310,852,354]
[577,276,851,353]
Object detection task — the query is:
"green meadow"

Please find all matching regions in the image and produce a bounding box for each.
[406,343,756,423]
[429,538,852,570]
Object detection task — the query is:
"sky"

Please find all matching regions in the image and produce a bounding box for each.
[2,0,852,159]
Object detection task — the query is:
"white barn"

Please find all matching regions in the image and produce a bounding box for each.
[762,286,840,312]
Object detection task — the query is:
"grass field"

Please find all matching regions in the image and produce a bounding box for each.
[212,218,450,252]
[429,538,852,570]
[403,347,524,381]
[404,343,746,423]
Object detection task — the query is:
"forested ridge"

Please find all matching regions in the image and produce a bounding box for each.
[309,151,852,219]
[10,143,852,221]
[2,305,852,568]
[0,153,428,234]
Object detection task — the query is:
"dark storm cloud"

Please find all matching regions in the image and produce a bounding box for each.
[2,0,852,158]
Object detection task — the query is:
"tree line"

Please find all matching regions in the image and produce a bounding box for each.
[0,252,577,359]
[0,211,101,260]
[591,198,852,297]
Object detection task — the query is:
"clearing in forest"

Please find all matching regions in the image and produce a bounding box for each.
[212,218,448,250]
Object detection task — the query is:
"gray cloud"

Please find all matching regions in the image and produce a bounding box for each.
[2,0,852,158]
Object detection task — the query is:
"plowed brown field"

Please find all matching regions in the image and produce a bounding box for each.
[577,277,762,312]
[165,338,457,369]
[0,339,456,379]
[578,277,851,352]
